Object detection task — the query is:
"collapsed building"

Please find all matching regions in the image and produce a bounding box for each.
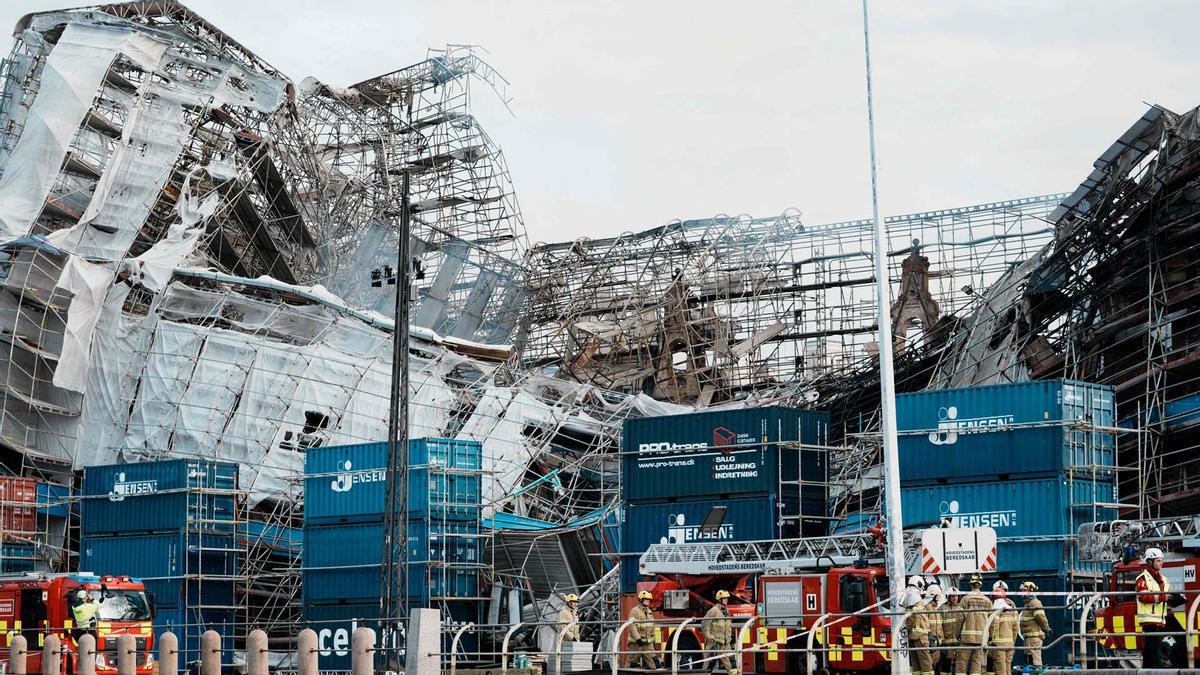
[0,0,1196,658]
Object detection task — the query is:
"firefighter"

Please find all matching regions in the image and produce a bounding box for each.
[69,589,98,638]
[939,588,964,675]
[558,593,581,642]
[1136,547,1171,667]
[627,590,661,669]
[907,582,936,675]
[1019,581,1050,670]
[989,595,1017,675]
[957,574,991,675]
[702,590,739,675]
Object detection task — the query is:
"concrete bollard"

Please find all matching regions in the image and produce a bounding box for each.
[405,609,441,675]
[9,635,27,675]
[158,632,178,675]
[247,630,268,675]
[200,631,221,675]
[41,635,60,675]
[77,634,97,675]
[116,634,135,675]
[297,629,318,675]
[351,627,375,675]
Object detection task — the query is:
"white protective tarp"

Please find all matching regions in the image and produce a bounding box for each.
[0,23,166,238]
[52,256,115,392]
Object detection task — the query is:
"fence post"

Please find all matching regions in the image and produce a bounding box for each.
[1187,593,1200,669]
[158,631,178,675]
[298,629,318,675]
[77,634,96,675]
[670,618,696,675]
[352,627,375,675]
[552,621,578,675]
[500,622,522,675]
[806,613,831,674]
[199,630,220,675]
[247,630,268,675]
[40,635,60,675]
[448,623,474,675]
[610,617,637,675]
[405,608,441,675]
[10,635,26,675]
[1076,592,1102,668]
[115,634,135,675]
[734,616,758,674]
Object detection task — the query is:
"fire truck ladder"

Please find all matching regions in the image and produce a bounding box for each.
[1077,516,1200,562]
[637,530,925,577]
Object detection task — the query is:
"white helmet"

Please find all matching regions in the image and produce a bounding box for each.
[908,575,926,589]
[1144,547,1165,562]
[925,583,942,596]
[992,580,1008,591]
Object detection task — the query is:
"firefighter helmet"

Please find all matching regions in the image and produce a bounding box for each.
[715,590,731,600]
[907,575,926,589]
[1144,547,1165,562]
[75,589,89,601]
[1020,581,1039,592]
[947,586,962,597]
[992,580,1008,592]
[565,593,579,603]
[969,573,983,586]
[637,591,653,601]
[925,583,942,597]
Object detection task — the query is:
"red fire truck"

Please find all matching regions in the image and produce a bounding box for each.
[629,526,933,673]
[1083,517,1200,668]
[0,573,156,675]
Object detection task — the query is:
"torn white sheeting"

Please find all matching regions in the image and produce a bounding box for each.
[52,256,116,392]
[57,83,189,259]
[0,23,166,238]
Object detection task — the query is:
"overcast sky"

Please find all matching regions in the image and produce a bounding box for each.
[4,1,1197,244]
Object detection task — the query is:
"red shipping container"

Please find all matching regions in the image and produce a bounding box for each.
[0,477,38,541]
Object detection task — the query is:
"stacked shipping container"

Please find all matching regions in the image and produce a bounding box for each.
[302,438,483,671]
[897,380,1118,666]
[620,407,830,591]
[80,460,239,665]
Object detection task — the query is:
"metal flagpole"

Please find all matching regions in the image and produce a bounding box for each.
[860,2,909,673]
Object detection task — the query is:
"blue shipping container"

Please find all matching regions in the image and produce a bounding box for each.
[303,520,480,604]
[622,407,829,502]
[81,532,238,608]
[154,607,236,666]
[36,482,70,519]
[899,476,1117,573]
[302,601,480,670]
[621,495,777,592]
[0,543,35,573]
[82,460,238,535]
[304,438,482,524]
[896,380,1116,484]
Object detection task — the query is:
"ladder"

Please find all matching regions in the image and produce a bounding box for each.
[638,529,925,576]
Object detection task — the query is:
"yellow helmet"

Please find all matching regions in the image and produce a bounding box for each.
[969,574,983,586]
[637,590,653,600]
[1020,581,1039,592]
[76,590,89,600]
[565,593,579,603]
[715,590,731,600]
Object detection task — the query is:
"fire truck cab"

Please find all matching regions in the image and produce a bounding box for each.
[1094,557,1200,667]
[0,573,155,675]
[758,563,893,673]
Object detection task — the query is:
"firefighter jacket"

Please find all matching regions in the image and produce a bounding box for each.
[702,604,733,645]
[990,601,1018,647]
[958,591,992,645]
[71,599,98,627]
[907,601,932,644]
[628,604,656,644]
[1020,597,1050,638]
[558,606,581,641]
[927,598,944,642]
[940,599,963,645]
[1136,568,1171,626]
